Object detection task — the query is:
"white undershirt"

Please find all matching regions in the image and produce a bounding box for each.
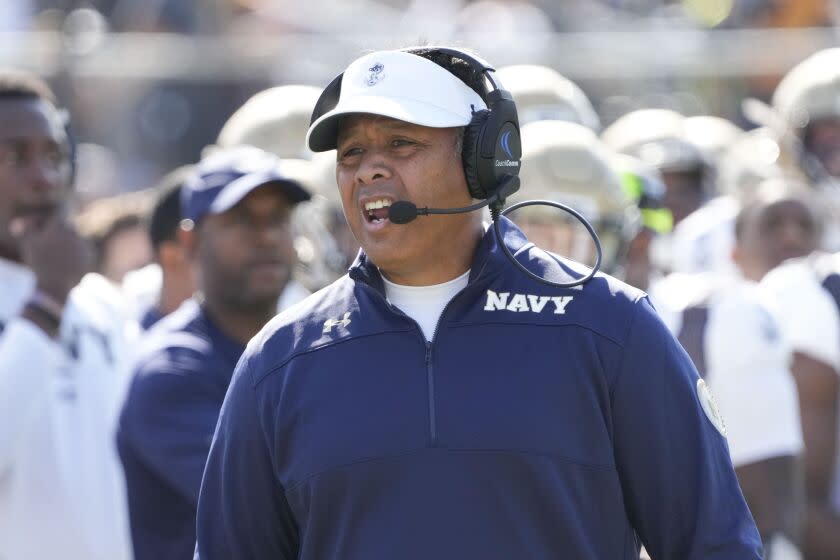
[383,269,470,342]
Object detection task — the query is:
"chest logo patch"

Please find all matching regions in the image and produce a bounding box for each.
[483,289,574,315]
[697,379,727,437]
[323,312,352,334]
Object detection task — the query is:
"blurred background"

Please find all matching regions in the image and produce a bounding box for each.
[2,0,838,200]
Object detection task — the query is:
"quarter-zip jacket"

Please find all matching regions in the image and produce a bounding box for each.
[196,218,762,560]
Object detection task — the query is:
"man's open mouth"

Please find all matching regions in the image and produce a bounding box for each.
[364,199,392,224]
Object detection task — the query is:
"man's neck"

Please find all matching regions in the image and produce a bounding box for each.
[0,243,22,265]
[158,275,195,317]
[201,296,276,346]
[379,222,483,287]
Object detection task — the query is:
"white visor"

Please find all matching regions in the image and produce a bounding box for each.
[306,50,488,152]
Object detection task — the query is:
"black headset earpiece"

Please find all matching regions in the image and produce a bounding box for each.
[402,47,522,204]
[460,109,489,200]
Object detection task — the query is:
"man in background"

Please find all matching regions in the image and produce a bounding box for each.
[0,70,133,560]
[117,146,310,560]
[122,166,197,330]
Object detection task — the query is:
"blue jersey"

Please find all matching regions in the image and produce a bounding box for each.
[118,299,245,560]
[196,218,761,560]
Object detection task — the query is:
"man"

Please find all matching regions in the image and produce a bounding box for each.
[756,202,840,559]
[213,84,353,290]
[760,49,840,560]
[771,47,840,250]
[196,47,761,559]
[117,146,311,560]
[612,153,673,290]
[122,166,197,330]
[514,120,640,278]
[653,179,816,557]
[772,48,840,186]
[0,71,133,559]
[602,108,712,228]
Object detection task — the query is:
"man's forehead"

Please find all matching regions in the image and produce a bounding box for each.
[337,114,419,138]
[231,183,292,211]
[0,98,64,143]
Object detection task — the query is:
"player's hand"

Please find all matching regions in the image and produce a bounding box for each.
[11,210,94,305]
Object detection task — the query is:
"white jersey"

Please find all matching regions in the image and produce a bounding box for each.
[761,252,840,511]
[120,263,162,322]
[670,195,739,276]
[650,272,803,467]
[0,258,134,560]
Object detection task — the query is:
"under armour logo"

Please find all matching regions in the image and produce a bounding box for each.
[323,312,352,333]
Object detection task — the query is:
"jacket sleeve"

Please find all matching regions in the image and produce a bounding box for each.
[195,358,298,560]
[118,349,226,506]
[0,319,65,475]
[611,297,763,559]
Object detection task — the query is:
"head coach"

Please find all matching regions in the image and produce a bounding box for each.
[195,46,761,559]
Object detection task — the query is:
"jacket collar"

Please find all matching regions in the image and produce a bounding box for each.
[348,217,531,294]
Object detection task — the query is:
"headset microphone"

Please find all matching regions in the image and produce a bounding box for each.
[388,175,521,224]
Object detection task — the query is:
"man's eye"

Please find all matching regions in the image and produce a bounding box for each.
[230,211,250,225]
[340,147,362,159]
[391,139,414,148]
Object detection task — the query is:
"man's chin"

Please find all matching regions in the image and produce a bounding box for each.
[234,291,284,314]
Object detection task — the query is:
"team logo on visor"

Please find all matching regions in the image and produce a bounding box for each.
[500,130,514,159]
[366,63,385,86]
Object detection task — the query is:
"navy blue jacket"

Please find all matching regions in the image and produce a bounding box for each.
[118,300,245,560]
[196,219,761,559]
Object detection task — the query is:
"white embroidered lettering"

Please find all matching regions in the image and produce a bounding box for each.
[484,290,510,311]
[550,296,574,314]
[506,294,530,312]
[527,295,550,313]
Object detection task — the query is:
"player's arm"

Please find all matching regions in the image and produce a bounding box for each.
[760,263,840,559]
[611,297,762,559]
[735,457,804,556]
[705,295,805,550]
[195,357,298,560]
[792,351,840,559]
[118,349,228,506]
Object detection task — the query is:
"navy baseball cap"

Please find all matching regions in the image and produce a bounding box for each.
[181,146,312,223]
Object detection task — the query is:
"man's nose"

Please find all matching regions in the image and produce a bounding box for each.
[355,150,392,185]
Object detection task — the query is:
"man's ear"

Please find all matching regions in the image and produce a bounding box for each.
[158,239,185,269]
[177,219,199,260]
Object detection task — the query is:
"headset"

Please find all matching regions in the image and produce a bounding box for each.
[310,46,602,288]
